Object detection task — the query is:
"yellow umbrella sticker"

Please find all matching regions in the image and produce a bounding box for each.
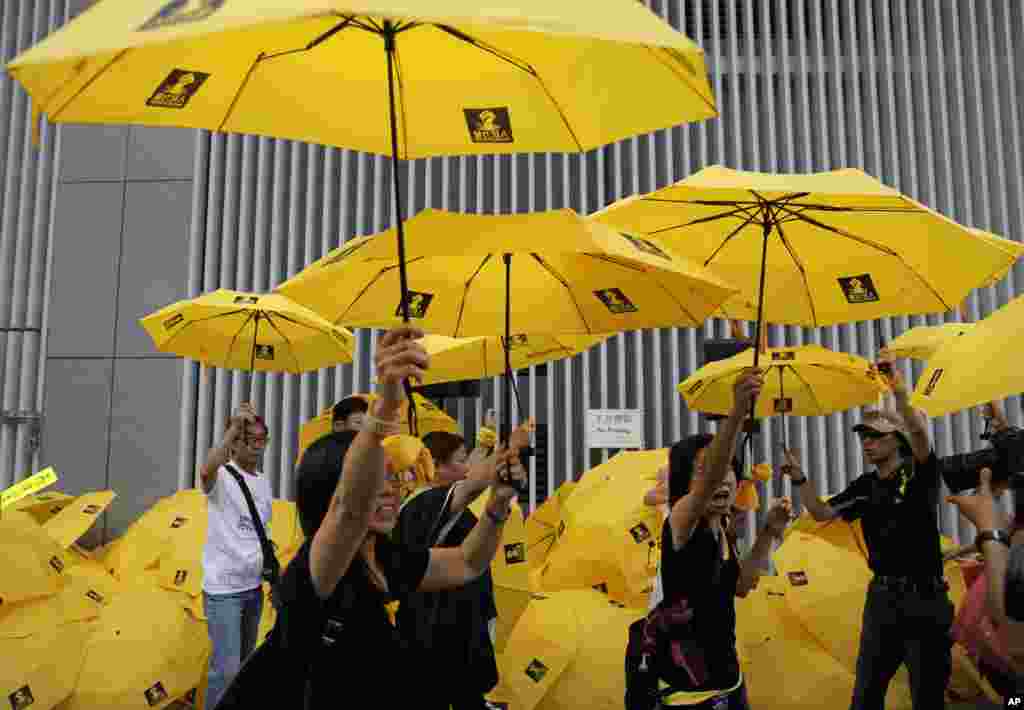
[1,467,58,511]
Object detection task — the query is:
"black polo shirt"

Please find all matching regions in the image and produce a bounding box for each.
[829,452,943,578]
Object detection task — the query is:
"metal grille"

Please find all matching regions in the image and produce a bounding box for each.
[3,1,1023,545]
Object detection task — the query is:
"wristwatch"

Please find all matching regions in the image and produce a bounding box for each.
[975,529,1011,549]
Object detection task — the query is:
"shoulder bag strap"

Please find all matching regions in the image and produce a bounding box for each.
[224,464,279,576]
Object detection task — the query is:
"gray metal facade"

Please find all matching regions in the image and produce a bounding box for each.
[2,1,1022,544]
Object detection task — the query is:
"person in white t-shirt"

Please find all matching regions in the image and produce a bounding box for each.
[198,402,273,710]
[643,465,670,611]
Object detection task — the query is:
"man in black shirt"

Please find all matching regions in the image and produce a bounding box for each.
[782,364,953,710]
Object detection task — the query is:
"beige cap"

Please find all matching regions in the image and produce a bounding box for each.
[853,408,911,447]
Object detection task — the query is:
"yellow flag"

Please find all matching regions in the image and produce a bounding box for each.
[1,467,59,510]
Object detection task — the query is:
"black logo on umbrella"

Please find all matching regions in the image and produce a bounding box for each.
[504,542,526,565]
[525,658,549,683]
[323,239,370,266]
[82,504,101,515]
[253,344,275,361]
[771,351,796,361]
[837,274,880,304]
[787,570,809,587]
[774,398,793,413]
[502,334,529,350]
[233,295,259,305]
[464,108,514,144]
[686,379,703,394]
[620,233,671,260]
[171,516,188,529]
[594,288,637,314]
[9,686,34,710]
[85,589,104,604]
[144,682,168,707]
[557,520,566,538]
[593,582,608,594]
[174,570,188,586]
[147,69,210,109]
[923,368,944,396]
[396,291,434,319]
[50,505,64,515]
[49,556,64,573]
[139,0,225,31]
[629,522,651,543]
[163,313,185,330]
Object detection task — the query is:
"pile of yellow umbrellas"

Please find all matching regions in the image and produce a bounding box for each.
[1,470,304,710]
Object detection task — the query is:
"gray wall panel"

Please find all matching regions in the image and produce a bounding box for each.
[58,124,126,184]
[115,181,192,357]
[126,127,196,182]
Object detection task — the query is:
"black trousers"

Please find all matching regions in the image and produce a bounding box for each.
[850,578,954,710]
[418,688,492,710]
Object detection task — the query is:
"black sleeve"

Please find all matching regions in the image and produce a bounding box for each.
[1005,542,1024,621]
[914,451,940,484]
[828,475,872,522]
[394,487,451,549]
[377,535,430,598]
[275,542,325,655]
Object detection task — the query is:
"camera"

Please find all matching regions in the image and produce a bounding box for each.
[939,426,1024,494]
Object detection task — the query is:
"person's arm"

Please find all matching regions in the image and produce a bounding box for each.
[942,543,978,562]
[198,403,253,493]
[737,498,792,597]
[668,369,763,551]
[449,420,533,515]
[309,328,427,600]
[418,444,525,591]
[880,360,931,464]
[779,448,837,522]
[982,401,1011,433]
[644,467,668,507]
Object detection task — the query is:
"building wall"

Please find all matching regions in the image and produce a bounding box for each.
[3,1,1023,544]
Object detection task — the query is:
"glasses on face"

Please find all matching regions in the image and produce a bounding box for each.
[857,430,888,442]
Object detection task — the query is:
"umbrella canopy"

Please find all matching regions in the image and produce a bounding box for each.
[8,490,75,525]
[592,166,1019,329]
[59,589,210,710]
[0,623,91,710]
[879,323,975,361]
[41,491,116,549]
[276,208,737,336]
[417,333,609,385]
[970,229,1024,288]
[524,481,577,571]
[7,0,715,158]
[534,451,664,608]
[141,289,355,374]
[0,517,70,607]
[911,294,1024,416]
[679,344,887,419]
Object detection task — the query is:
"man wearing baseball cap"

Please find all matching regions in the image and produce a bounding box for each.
[779,363,953,710]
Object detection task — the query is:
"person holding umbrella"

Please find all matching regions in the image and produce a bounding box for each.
[265,326,527,709]
[781,360,953,710]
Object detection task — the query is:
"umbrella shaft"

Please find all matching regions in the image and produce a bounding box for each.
[384,22,411,324]
[503,254,512,442]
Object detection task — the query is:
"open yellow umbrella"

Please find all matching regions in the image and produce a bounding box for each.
[593,166,1020,372]
[0,517,70,607]
[8,490,75,525]
[59,589,210,710]
[879,323,975,361]
[0,623,91,710]
[417,333,609,386]
[534,451,664,608]
[971,228,1024,288]
[141,289,355,398]
[679,344,887,420]
[494,589,644,710]
[912,294,1024,416]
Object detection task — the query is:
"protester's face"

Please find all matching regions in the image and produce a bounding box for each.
[708,468,738,516]
[234,422,267,467]
[859,429,900,464]
[437,445,470,484]
[367,463,400,534]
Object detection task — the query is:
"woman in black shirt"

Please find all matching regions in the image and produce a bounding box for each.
[259,328,526,708]
[654,370,792,709]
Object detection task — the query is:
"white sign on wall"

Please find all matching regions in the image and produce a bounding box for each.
[586,409,644,449]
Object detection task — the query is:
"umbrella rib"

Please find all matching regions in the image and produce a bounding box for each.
[787,365,828,416]
[700,208,761,268]
[225,311,258,370]
[430,24,583,152]
[652,275,703,327]
[47,49,131,123]
[335,256,428,324]
[686,366,753,414]
[453,255,494,338]
[272,311,352,361]
[530,254,594,334]
[159,308,252,354]
[773,203,955,311]
[645,47,718,117]
[260,312,303,374]
[773,212,820,327]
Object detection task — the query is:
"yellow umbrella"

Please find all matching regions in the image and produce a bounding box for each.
[912,294,1024,416]
[0,517,70,607]
[495,589,643,710]
[59,589,210,710]
[679,344,887,419]
[0,623,91,710]
[593,166,1019,367]
[8,490,75,524]
[141,289,355,374]
[879,323,975,361]
[534,451,664,607]
[417,333,609,386]
[278,208,735,337]
[971,228,1024,288]
[41,491,116,549]
[525,481,577,571]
